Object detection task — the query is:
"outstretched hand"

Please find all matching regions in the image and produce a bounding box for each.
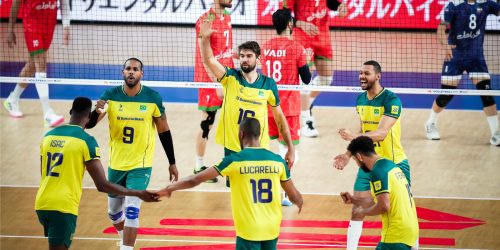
[333,153,350,170]
[340,191,353,204]
[199,16,216,39]
[138,190,160,202]
[155,187,173,198]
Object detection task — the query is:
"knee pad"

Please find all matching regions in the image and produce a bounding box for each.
[311,76,333,86]
[124,197,142,228]
[435,85,457,108]
[476,80,495,107]
[200,111,216,139]
[108,197,125,224]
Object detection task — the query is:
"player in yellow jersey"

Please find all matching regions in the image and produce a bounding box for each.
[340,136,419,249]
[333,61,413,249]
[198,18,295,168]
[155,117,303,249]
[85,58,178,250]
[36,97,158,250]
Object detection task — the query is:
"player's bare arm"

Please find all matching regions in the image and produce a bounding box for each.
[199,19,226,80]
[437,20,454,61]
[353,193,390,217]
[363,115,398,142]
[155,113,179,182]
[270,105,295,168]
[333,152,351,170]
[61,0,71,45]
[85,100,107,129]
[86,159,159,202]
[281,180,303,213]
[155,167,219,198]
[295,20,319,36]
[6,0,22,48]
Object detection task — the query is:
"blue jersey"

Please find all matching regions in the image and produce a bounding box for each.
[444,0,500,56]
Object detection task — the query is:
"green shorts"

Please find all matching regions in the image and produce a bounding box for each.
[36,210,77,248]
[354,159,411,191]
[376,242,411,250]
[236,236,278,250]
[108,167,152,197]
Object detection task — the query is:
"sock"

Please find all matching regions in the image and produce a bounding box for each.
[195,156,204,170]
[9,84,25,100]
[427,110,439,124]
[487,115,498,135]
[120,245,133,250]
[34,72,51,114]
[346,220,363,250]
[301,110,311,121]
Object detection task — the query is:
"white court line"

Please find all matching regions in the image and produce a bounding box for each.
[0,235,488,250]
[1,184,499,201]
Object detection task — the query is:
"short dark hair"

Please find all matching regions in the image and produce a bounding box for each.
[347,136,376,156]
[238,41,261,57]
[239,117,261,138]
[124,57,144,70]
[272,9,293,35]
[70,97,92,117]
[363,60,382,73]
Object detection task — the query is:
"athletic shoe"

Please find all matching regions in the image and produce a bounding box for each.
[194,166,218,183]
[424,122,440,140]
[301,118,319,138]
[3,98,23,118]
[44,112,65,127]
[282,194,292,206]
[490,131,500,146]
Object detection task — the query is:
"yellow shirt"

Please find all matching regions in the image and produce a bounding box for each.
[356,88,407,163]
[35,125,100,216]
[215,147,290,241]
[216,67,280,152]
[101,85,164,171]
[371,158,419,246]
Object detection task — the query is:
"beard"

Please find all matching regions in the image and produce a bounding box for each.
[220,2,232,8]
[360,164,371,173]
[241,63,256,73]
[124,76,140,88]
[360,80,374,91]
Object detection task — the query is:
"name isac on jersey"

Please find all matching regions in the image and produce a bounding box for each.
[50,140,65,148]
[264,49,286,57]
[240,165,279,174]
[117,116,145,121]
[214,48,234,60]
[457,30,481,40]
[36,2,57,10]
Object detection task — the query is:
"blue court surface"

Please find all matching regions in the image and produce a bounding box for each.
[1,62,499,110]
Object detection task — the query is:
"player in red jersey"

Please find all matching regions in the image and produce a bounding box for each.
[261,9,311,206]
[193,0,235,181]
[283,0,346,137]
[4,0,71,127]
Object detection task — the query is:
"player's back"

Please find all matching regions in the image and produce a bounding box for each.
[371,159,418,245]
[35,124,100,216]
[215,147,290,241]
[262,37,307,116]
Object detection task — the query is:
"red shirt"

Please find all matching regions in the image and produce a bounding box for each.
[284,0,330,28]
[194,9,234,82]
[261,37,307,116]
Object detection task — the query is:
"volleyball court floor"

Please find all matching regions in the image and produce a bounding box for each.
[1,101,499,249]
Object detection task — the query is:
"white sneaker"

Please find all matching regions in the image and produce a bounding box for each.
[490,131,500,146]
[425,122,440,140]
[301,118,319,138]
[282,194,292,206]
[44,112,64,127]
[3,98,23,118]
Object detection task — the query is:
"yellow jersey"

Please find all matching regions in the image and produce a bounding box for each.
[35,125,100,216]
[371,158,419,246]
[214,147,290,241]
[101,85,164,171]
[356,88,407,164]
[216,67,280,152]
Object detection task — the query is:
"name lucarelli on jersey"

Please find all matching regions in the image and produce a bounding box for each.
[240,165,280,174]
[456,30,481,40]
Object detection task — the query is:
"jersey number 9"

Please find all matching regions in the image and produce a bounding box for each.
[123,127,135,144]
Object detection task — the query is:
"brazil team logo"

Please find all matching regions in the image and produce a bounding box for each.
[140,105,147,112]
[374,108,380,116]
[373,180,382,191]
[391,105,399,115]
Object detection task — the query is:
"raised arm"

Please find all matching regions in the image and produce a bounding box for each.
[199,19,226,80]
